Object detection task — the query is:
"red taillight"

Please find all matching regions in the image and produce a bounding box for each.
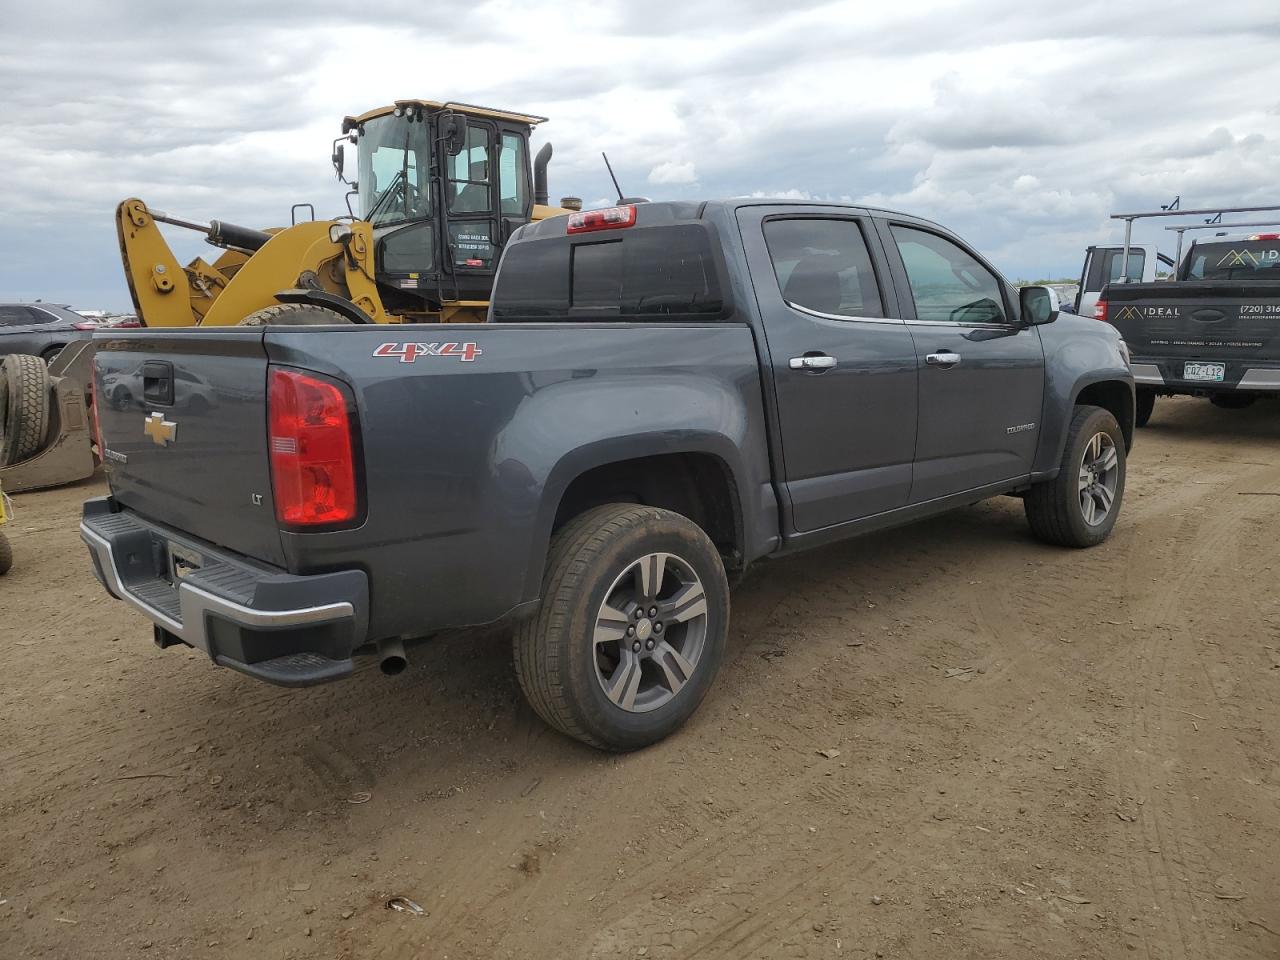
[1094,299,1108,322]
[268,368,358,527]
[72,321,97,330]
[566,205,637,234]
[1249,233,1279,241]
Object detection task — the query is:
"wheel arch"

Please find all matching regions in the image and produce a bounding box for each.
[1074,378,1134,451]
[522,436,748,601]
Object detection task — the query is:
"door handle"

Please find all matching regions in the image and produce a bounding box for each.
[789,354,837,371]
[925,351,961,368]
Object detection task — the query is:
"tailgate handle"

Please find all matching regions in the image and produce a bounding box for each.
[143,360,175,406]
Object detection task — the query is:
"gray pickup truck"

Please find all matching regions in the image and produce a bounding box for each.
[82,200,1135,750]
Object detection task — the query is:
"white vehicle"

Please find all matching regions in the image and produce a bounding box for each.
[1071,244,1169,318]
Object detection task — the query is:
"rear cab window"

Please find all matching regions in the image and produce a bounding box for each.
[1186,240,1280,280]
[490,206,729,322]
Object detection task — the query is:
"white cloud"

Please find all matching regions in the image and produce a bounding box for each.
[2,0,1279,306]
[648,161,698,185]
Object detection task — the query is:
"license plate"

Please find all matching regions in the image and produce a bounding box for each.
[1184,362,1225,382]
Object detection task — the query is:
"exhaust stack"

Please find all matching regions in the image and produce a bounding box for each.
[533,143,553,206]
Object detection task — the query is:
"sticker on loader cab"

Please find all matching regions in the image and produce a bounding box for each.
[373,342,482,363]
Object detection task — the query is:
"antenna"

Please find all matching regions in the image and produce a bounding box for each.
[602,152,624,203]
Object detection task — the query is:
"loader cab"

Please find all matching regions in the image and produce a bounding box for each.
[342,100,544,318]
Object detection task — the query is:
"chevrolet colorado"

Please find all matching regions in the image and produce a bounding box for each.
[83,200,1134,750]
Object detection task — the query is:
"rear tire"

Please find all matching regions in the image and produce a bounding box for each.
[1024,404,1126,548]
[237,304,354,326]
[514,504,729,751]
[0,354,52,466]
[1135,388,1156,427]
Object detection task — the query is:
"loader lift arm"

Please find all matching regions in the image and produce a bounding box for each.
[115,198,388,327]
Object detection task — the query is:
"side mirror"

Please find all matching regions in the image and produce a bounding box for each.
[441,113,467,157]
[1020,285,1060,326]
[331,134,355,184]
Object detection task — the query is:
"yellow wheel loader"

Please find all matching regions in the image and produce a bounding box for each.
[117,99,576,328]
[6,100,577,493]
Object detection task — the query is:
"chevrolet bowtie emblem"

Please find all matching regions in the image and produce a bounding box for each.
[144,412,177,446]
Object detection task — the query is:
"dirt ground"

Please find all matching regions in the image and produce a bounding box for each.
[3,396,1280,960]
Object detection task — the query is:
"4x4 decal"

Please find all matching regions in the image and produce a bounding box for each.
[373,342,482,363]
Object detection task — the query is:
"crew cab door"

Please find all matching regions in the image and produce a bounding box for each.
[738,207,917,533]
[878,220,1045,503]
[1077,244,1158,317]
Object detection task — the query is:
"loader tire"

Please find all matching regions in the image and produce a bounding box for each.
[0,354,52,467]
[0,532,11,576]
[237,304,354,326]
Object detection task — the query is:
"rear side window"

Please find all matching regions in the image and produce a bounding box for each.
[0,306,32,326]
[1086,248,1145,289]
[1186,240,1280,280]
[491,223,726,322]
[763,218,884,318]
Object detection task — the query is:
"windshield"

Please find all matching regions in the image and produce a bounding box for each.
[357,115,432,227]
[1186,240,1280,281]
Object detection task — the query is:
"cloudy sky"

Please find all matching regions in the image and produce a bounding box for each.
[2,0,1277,310]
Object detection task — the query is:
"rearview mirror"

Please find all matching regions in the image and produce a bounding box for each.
[1020,285,1060,326]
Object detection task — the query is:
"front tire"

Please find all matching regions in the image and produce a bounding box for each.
[514,504,729,751]
[1024,405,1126,548]
[1135,388,1156,427]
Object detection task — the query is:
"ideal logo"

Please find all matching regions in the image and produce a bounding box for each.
[1116,305,1179,322]
[1217,248,1280,268]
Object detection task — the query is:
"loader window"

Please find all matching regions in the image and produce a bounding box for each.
[448,125,492,215]
[499,133,529,216]
[358,115,431,227]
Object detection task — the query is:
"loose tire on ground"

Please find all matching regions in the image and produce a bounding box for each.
[236,303,354,326]
[513,503,730,751]
[1024,404,1126,548]
[1135,388,1156,427]
[0,354,52,466]
[0,532,11,576]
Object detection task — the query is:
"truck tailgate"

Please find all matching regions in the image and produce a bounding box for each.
[94,329,287,567]
[1106,281,1280,363]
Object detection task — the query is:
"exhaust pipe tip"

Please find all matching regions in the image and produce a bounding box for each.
[378,638,407,676]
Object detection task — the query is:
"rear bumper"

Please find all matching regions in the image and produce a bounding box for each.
[81,497,369,686]
[1131,360,1280,393]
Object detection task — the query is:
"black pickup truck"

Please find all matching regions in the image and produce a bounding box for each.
[82,200,1134,751]
[1097,231,1280,424]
